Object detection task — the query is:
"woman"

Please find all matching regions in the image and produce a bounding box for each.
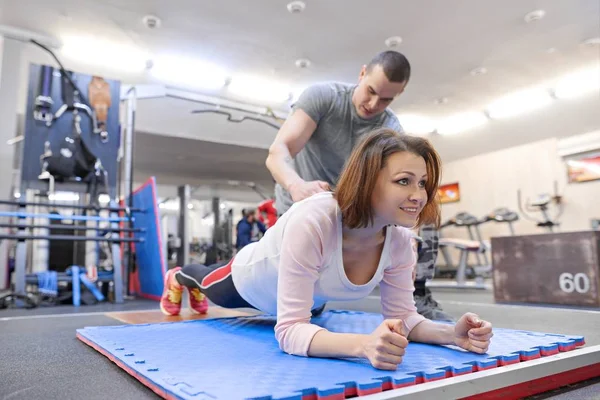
[160,128,493,370]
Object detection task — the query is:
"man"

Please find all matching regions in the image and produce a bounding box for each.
[236,209,266,250]
[265,50,451,322]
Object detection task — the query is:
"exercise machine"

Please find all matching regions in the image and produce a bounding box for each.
[435,208,519,289]
[517,182,563,232]
[480,207,519,236]
[436,212,489,289]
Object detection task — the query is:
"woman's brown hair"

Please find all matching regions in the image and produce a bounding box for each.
[334,128,442,229]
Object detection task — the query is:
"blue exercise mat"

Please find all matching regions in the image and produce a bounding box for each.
[76,310,585,400]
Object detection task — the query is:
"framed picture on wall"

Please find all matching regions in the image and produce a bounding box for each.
[566,154,600,183]
[438,182,460,204]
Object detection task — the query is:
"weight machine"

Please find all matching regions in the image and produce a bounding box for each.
[517,181,564,232]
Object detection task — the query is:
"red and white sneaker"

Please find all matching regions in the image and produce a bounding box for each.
[160,267,183,316]
[188,287,209,314]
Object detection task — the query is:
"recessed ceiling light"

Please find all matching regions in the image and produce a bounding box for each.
[437,112,488,135]
[524,9,546,23]
[582,37,600,46]
[287,1,306,13]
[396,114,436,135]
[142,15,162,29]
[295,58,311,68]
[384,36,403,48]
[470,67,487,76]
[486,87,552,119]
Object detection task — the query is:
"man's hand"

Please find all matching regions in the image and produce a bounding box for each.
[362,319,408,370]
[288,180,331,202]
[454,313,493,354]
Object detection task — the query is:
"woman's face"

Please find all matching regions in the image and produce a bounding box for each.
[371,151,428,228]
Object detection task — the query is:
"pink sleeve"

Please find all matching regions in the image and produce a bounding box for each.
[379,228,426,335]
[274,203,335,356]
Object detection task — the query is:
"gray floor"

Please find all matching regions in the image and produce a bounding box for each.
[1,289,599,400]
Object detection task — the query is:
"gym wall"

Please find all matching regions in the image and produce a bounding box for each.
[439,133,600,240]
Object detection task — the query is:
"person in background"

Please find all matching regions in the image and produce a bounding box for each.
[236,209,266,250]
[257,197,278,229]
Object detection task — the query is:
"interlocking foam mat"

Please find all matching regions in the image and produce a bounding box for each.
[76,310,585,400]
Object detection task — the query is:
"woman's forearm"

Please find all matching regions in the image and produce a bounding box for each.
[407,320,455,345]
[307,330,367,358]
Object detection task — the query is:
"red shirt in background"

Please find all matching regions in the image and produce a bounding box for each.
[257,199,278,229]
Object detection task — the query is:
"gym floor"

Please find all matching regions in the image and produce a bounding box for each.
[1,286,599,400]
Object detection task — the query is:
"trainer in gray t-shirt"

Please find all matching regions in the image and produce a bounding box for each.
[275,82,403,214]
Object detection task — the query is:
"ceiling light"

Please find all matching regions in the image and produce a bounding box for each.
[142,15,162,29]
[287,1,306,13]
[396,114,436,135]
[151,55,228,90]
[524,9,546,23]
[486,87,552,119]
[470,67,487,76]
[385,36,403,48]
[228,75,292,103]
[436,112,488,135]
[61,35,149,73]
[295,58,311,69]
[582,37,600,46]
[553,65,600,99]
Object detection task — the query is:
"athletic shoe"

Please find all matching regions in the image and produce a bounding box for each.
[414,288,455,322]
[160,267,183,316]
[188,287,208,314]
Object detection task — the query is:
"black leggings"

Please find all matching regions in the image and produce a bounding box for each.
[175,260,255,309]
[175,260,327,316]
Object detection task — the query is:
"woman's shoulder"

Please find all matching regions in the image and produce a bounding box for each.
[387,225,417,265]
[388,225,415,240]
[288,192,339,220]
[283,193,339,240]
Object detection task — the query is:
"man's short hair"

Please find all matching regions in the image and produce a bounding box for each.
[366,51,411,83]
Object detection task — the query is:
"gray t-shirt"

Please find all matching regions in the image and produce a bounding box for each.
[275,82,403,214]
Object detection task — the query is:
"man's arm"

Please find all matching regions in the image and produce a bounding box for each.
[266,83,336,203]
[257,221,267,234]
[265,108,317,192]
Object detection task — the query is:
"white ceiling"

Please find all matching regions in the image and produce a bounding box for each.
[2,0,600,191]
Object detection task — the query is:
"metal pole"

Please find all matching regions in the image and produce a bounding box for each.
[124,87,136,210]
[212,197,221,249]
[13,208,28,304]
[176,185,190,266]
[0,199,142,212]
[122,87,137,295]
[0,37,22,290]
[0,211,129,222]
[110,203,124,303]
[474,225,490,265]
[0,234,141,242]
[0,223,143,232]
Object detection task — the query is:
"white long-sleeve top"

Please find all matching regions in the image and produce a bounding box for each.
[231,192,425,356]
